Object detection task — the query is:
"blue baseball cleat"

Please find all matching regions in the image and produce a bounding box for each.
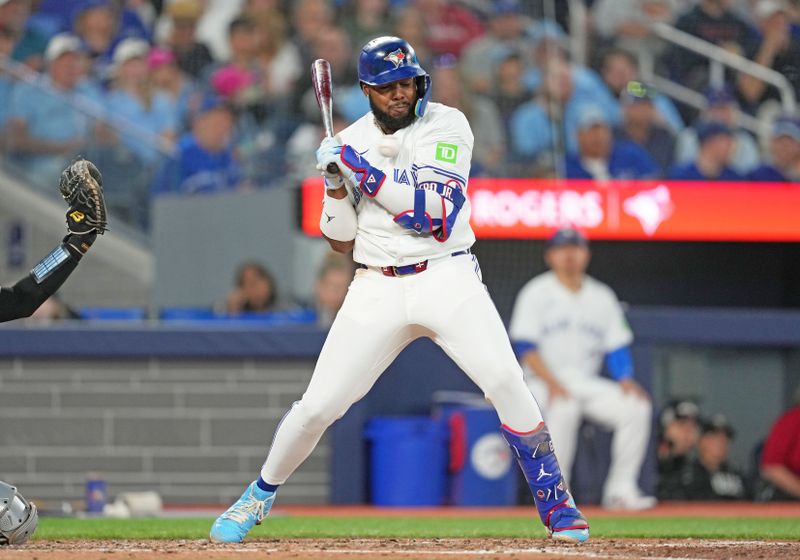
[209,481,275,543]
[545,496,590,543]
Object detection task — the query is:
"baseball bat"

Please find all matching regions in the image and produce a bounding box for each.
[311,58,339,175]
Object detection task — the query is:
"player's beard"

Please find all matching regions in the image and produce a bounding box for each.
[370,96,417,133]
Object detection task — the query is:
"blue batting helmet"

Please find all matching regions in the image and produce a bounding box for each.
[358,36,432,117]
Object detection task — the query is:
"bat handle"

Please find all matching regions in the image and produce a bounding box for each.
[326,162,340,175]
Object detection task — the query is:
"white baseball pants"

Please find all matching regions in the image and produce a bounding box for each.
[260,253,545,485]
[528,376,652,501]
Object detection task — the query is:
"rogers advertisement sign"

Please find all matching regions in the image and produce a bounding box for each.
[301,178,800,242]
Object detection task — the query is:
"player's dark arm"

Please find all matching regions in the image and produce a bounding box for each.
[0,234,94,322]
[0,159,106,323]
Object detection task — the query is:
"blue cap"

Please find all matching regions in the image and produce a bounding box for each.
[576,104,610,129]
[772,115,800,141]
[704,85,736,107]
[546,227,588,249]
[696,121,733,144]
[492,0,521,16]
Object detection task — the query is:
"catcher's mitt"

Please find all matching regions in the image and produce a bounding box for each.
[59,158,107,235]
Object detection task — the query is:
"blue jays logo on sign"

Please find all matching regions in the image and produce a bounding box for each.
[383,48,406,69]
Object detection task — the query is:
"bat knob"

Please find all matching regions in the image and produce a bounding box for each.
[326,162,340,175]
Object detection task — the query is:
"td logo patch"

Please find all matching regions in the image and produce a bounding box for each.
[435,143,458,164]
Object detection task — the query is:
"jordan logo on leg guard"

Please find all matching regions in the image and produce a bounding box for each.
[537,463,552,482]
[501,424,590,544]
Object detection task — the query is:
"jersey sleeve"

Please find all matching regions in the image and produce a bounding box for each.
[508,282,542,357]
[761,409,800,468]
[604,288,634,351]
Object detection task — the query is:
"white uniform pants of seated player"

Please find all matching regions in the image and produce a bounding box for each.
[260,253,545,485]
[528,376,652,502]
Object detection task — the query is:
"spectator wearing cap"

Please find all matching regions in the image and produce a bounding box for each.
[599,48,684,134]
[6,33,103,187]
[757,393,800,501]
[431,58,505,176]
[677,414,748,500]
[565,104,660,180]
[613,81,676,174]
[674,86,761,176]
[158,0,214,80]
[657,399,701,500]
[509,228,656,510]
[739,0,800,110]
[107,38,177,165]
[592,0,679,58]
[152,94,242,196]
[749,114,800,181]
[664,0,759,92]
[668,122,743,180]
[148,46,198,132]
[460,0,537,95]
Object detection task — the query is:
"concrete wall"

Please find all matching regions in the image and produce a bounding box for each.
[0,358,327,506]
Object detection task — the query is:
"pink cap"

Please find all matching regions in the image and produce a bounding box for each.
[211,65,255,98]
[147,47,176,70]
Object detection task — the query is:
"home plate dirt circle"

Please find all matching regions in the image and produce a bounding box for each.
[1,538,798,559]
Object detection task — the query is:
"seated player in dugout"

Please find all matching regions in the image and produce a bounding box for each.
[209,36,590,545]
[0,159,106,323]
[509,227,656,510]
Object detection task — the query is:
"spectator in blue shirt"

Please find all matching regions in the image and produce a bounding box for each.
[106,38,177,165]
[613,81,676,174]
[675,86,761,176]
[565,104,660,180]
[153,95,241,196]
[748,114,800,182]
[6,33,103,187]
[668,122,742,181]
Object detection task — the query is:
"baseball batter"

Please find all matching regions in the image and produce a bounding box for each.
[509,228,655,510]
[210,37,589,544]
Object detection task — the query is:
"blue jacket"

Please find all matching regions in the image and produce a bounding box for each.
[564,140,660,179]
[667,162,742,181]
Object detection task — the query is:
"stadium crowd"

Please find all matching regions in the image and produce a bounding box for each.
[0,0,798,228]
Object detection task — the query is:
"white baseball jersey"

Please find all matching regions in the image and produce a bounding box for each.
[509,271,633,382]
[337,101,476,266]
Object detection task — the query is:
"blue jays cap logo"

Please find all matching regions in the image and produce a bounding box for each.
[383,48,407,69]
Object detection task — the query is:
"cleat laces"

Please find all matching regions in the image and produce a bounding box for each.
[222,496,266,525]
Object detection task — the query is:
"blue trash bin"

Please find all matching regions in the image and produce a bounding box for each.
[364,416,447,506]
[434,392,517,506]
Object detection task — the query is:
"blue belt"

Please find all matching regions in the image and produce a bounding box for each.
[360,249,471,277]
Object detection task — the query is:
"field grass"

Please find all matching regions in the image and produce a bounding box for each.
[34,516,800,541]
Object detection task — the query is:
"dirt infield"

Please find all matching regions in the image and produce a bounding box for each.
[1,537,799,560]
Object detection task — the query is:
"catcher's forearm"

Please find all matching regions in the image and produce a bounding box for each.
[0,241,85,322]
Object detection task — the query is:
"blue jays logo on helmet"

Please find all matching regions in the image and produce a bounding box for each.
[383,48,406,69]
[358,36,432,117]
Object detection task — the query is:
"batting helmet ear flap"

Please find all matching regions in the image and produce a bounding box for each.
[414,74,432,117]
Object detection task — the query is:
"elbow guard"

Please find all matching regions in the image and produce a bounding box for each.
[320,191,358,242]
[393,180,465,242]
